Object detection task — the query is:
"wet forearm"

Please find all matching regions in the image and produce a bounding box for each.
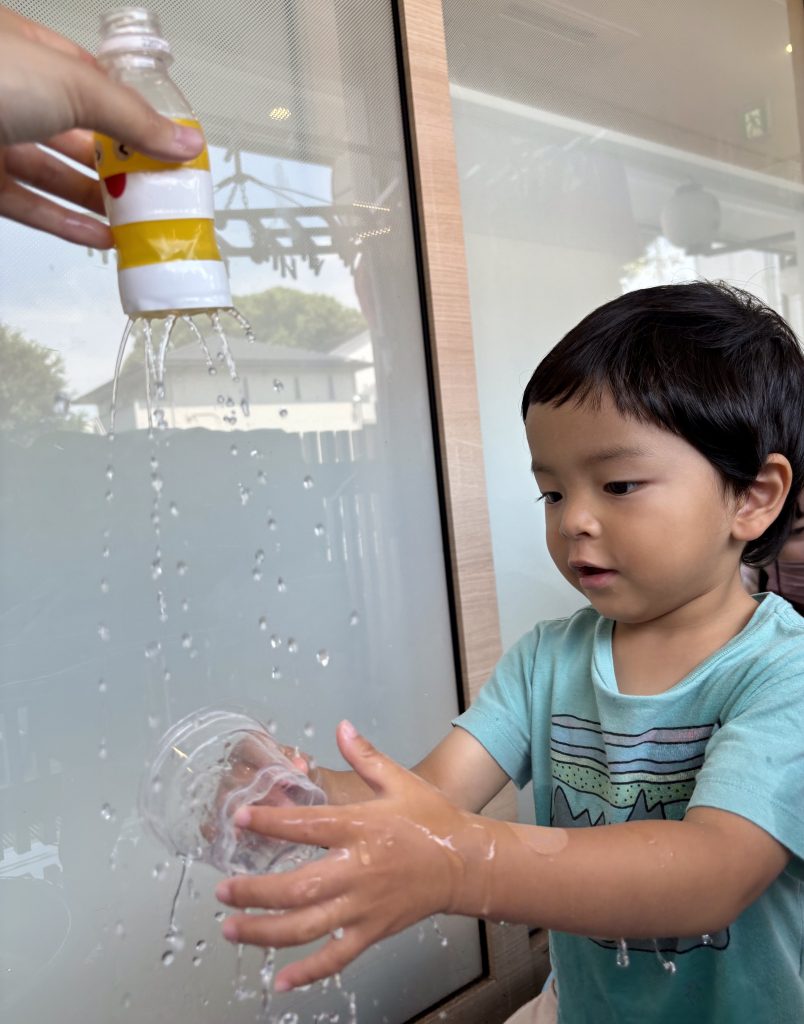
[454,816,759,938]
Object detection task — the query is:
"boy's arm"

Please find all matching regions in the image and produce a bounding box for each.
[218,724,790,992]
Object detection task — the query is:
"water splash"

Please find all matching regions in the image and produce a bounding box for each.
[651,939,677,974]
[616,937,630,968]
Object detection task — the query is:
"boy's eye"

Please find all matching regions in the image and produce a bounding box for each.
[604,481,638,495]
[538,491,562,505]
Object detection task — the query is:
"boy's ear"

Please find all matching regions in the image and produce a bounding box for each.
[732,454,793,543]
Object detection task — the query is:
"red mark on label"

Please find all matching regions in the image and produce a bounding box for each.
[105,173,127,199]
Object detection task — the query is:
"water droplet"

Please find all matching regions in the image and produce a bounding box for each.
[98,624,110,642]
[277,578,287,593]
[145,640,161,659]
[166,930,185,952]
[176,561,188,576]
[239,484,251,505]
[98,740,108,760]
[151,776,163,794]
[161,951,175,967]
[151,474,163,494]
[266,719,278,735]
[217,394,225,404]
[195,939,207,952]
[102,545,110,559]
[701,933,712,946]
[314,524,325,538]
[258,616,268,631]
[100,578,109,594]
[616,938,630,968]
[352,393,362,404]
[100,803,115,821]
[208,365,217,376]
[267,516,277,530]
[105,490,114,502]
[287,638,298,654]
[230,444,238,456]
[273,378,284,393]
[254,549,265,565]
[105,465,114,481]
[214,911,226,922]
[252,568,263,582]
[241,399,251,417]
[303,475,314,490]
[181,598,190,612]
[332,927,344,940]
[114,921,125,938]
[192,956,202,966]
[316,650,330,667]
[151,559,163,580]
[98,678,107,694]
[279,408,289,418]
[257,470,267,485]
[121,994,132,1010]
[169,502,179,517]
[269,634,281,649]
[271,666,282,681]
[226,397,235,408]
[53,393,70,415]
[181,634,193,650]
[152,862,169,880]
[349,611,360,626]
[148,714,160,729]
[303,723,314,739]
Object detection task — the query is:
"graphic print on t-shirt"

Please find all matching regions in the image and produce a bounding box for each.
[550,713,729,954]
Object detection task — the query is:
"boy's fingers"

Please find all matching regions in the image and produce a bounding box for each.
[217,859,341,911]
[273,932,366,993]
[45,129,98,170]
[335,720,404,798]
[5,143,106,215]
[0,7,94,62]
[239,803,358,847]
[0,175,111,247]
[222,900,345,949]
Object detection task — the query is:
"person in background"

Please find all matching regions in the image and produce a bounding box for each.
[0,4,202,247]
[216,282,804,1024]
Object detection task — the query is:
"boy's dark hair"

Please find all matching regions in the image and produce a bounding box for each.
[521,280,804,566]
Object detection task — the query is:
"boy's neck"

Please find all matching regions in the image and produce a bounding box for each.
[611,580,758,696]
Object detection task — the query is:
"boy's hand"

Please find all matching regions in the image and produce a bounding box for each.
[215,721,489,992]
[0,5,203,245]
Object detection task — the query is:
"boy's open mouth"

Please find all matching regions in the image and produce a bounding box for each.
[570,562,617,588]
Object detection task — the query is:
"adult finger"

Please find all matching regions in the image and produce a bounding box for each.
[0,6,94,62]
[0,176,111,247]
[66,58,204,162]
[46,129,97,170]
[5,143,106,215]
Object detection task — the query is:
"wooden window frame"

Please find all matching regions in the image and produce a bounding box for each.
[394,2,550,1019]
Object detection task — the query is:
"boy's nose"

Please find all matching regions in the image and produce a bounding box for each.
[558,501,599,539]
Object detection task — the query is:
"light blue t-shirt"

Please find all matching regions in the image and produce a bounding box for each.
[454,594,804,1024]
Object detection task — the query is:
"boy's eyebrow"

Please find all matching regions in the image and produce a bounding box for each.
[531,444,654,475]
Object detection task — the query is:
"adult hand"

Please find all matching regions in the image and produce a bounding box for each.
[0,6,203,246]
[215,721,495,991]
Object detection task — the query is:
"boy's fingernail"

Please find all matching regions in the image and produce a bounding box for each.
[234,806,251,827]
[222,919,238,941]
[173,124,204,156]
[215,880,231,902]
[341,720,357,739]
[274,978,292,992]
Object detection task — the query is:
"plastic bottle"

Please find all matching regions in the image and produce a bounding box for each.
[95,7,231,316]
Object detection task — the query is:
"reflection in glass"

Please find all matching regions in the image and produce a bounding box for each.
[0,1,482,1021]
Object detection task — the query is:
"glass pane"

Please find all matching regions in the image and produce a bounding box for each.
[443,0,804,649]
[0,2,482,1021]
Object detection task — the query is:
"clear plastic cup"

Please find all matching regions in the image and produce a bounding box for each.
[139,706,326,874]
